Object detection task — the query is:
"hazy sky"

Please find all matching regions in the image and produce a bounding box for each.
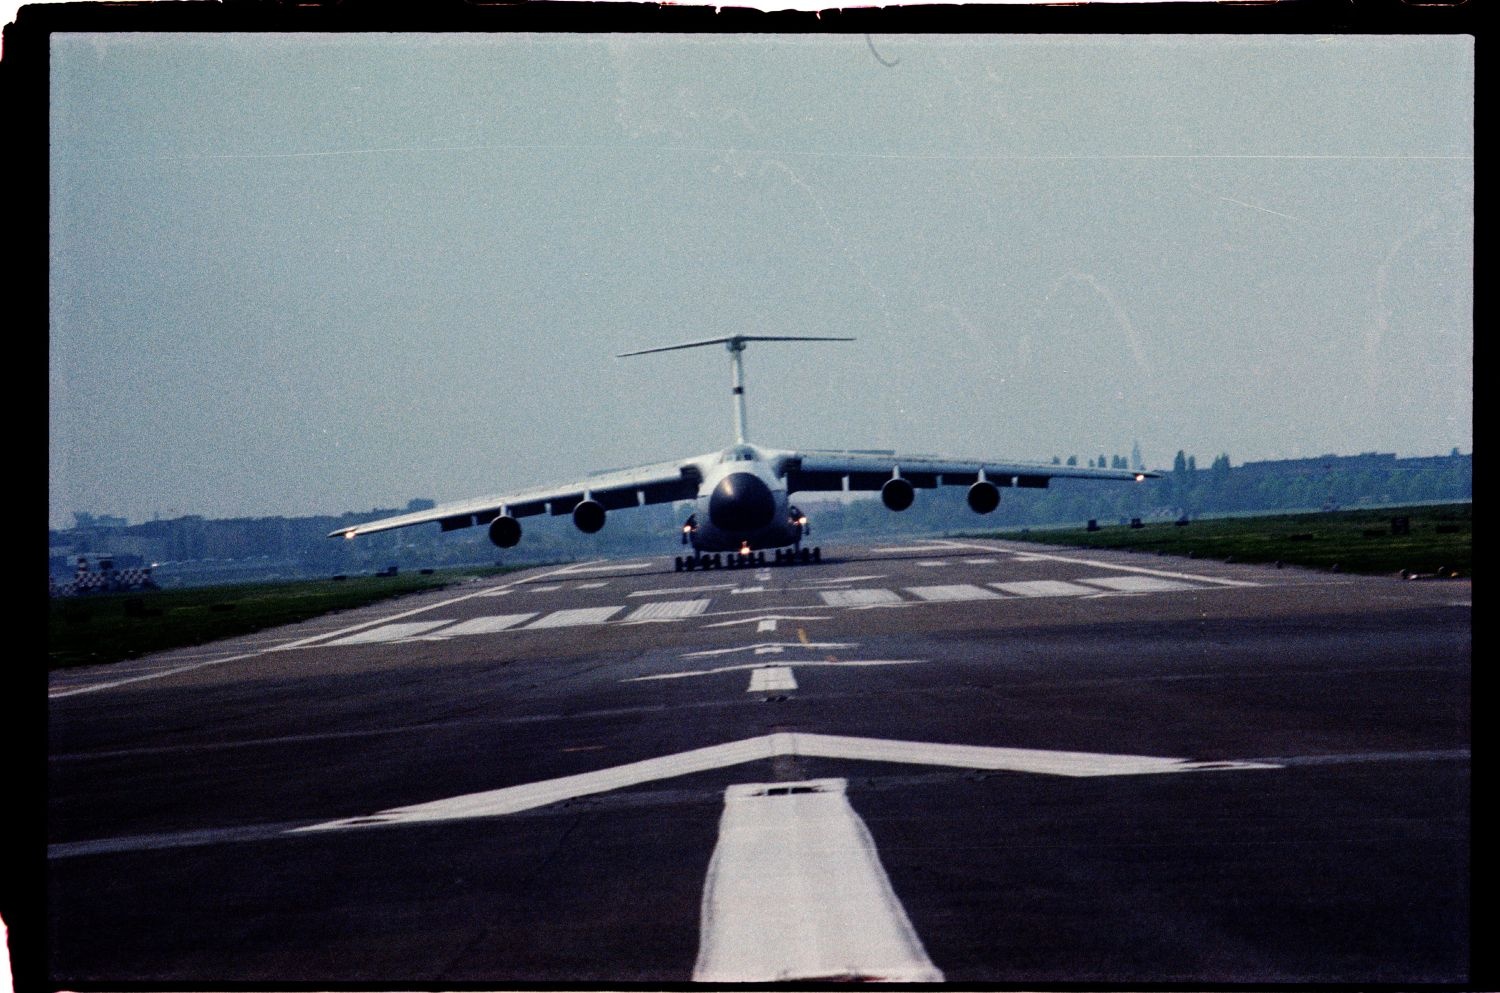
[48,33,1472,529]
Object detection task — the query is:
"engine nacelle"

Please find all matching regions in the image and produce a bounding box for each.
[572,499,607,534]
[487,515,522,548]
[967,480,1001,514]
[881,477,915,512]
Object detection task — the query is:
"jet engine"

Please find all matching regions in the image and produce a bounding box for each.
[881,477,915,512]
[572,499,607,534]
[967,480,1001,514]
[487,515,522,548]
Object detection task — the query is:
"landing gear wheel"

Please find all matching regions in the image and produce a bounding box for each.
[675,556,683,572]
[799,547,811,564]
[756,552,766,566]
[812,547,821,563]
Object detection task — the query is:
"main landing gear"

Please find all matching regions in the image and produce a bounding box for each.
[674,546,821,571]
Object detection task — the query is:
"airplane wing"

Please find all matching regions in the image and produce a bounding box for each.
[780,449,1157,495]
[328,455,709,539]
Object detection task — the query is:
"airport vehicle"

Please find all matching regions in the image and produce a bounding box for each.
[330,336,1156,570]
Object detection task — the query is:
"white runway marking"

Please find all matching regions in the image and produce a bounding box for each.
[630,583,736,597]
[523,606,624,629]
[754,646,785,655]
[624,659,923,683]
[731,586,765,594]
[989,580,1098,598]
[819,589,904,607]
[930,539,1262,587]
[747,667,797,692]
[798,575,886,586]
[916,560,949,567]
[963,557,999,564]
[326,620,455,645]
[48,562,595,697]
[526,584,562,593]
[623,599,711,622]
[554,560,656,575]
[872,544,955,554]
[684,642,856,658]
[906,584,1003,602]
[575,581,609,590]
[432,613,538,636]
[757,619,777,633]
[1076,576,1199,593]
[693,779,943,983]
[701,613,831,628]
[297,732,1278,832]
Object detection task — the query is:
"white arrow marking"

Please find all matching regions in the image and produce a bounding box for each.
[295,733,1280,832]
[683,642,857,658]
[700,614,830,629]
[694,779,943,983]
[624,660,924,683]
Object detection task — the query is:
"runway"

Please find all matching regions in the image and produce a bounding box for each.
[47,537,1471,983]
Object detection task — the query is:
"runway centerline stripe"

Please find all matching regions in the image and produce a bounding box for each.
[747,667,797,692]
[693,779,943,983]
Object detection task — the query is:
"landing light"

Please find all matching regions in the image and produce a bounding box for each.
[1134,474,1146,482]
[739,542,751,556]
[797,516,808,525]
[343,530,356,540]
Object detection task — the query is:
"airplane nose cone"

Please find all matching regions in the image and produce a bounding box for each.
[709,472,776,532]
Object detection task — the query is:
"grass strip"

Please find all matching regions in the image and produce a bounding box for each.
[965,503,1469,578]
[48,565,529,671]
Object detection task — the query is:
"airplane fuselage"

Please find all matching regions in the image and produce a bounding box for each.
[686,445,802,554]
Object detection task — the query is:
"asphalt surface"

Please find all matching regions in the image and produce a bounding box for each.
[46,537,1471,984]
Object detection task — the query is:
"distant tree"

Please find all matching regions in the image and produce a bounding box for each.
[1066,455,1078,466]
[1098,454,1107,470]
[1187,455,1197,473]
[1052,456,1061,465]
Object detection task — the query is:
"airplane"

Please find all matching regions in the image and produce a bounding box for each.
[330,336,1159,571]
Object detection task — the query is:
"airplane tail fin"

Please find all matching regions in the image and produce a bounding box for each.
[618,335,853,445]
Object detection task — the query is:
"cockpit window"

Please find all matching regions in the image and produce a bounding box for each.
[721,445,756,463]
